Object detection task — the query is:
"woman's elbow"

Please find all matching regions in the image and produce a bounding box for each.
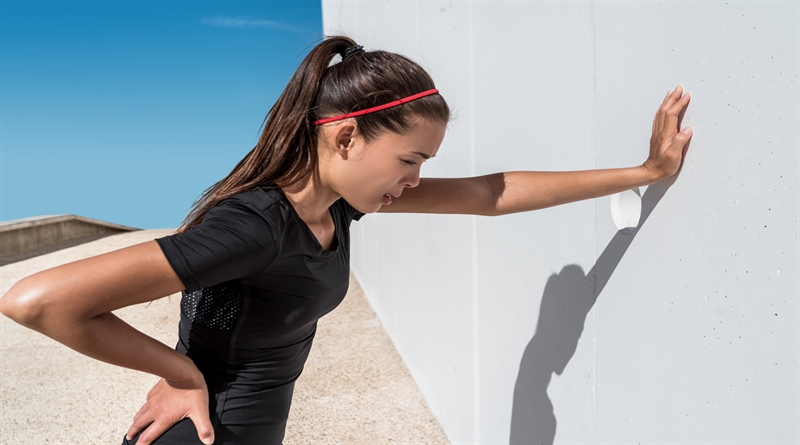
[0,276,51,328]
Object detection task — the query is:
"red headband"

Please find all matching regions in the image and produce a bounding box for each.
[313,89,440,125]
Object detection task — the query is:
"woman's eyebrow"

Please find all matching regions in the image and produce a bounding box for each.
[412,151,435,159]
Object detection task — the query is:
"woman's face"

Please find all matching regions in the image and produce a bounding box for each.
[324,118,447,214]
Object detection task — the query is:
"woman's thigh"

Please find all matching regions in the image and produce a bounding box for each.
[121,417,288,445]
[122,418,204,445]
[121,381,294,445]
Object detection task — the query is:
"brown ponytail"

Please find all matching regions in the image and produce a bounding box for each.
[180,36,450,231]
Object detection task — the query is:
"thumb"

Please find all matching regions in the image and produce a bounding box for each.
[672,126,693,145]
[191,413,215,445]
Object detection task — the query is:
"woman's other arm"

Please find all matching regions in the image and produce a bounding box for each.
[381,86,693,216]
[0,241,214,445]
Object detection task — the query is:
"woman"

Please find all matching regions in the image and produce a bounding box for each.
[0,35,692,444]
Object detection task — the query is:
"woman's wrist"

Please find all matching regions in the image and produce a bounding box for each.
[638,162,671,185]
[163,352,204,387]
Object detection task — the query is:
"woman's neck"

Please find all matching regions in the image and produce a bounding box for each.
[279,176,340,224]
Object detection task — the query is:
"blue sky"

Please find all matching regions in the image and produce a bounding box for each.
[1,1,323,229]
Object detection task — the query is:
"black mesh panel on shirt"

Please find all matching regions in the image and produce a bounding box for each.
[180,281,244,330]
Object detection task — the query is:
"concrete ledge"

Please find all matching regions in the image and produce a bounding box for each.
[0,215,139,265]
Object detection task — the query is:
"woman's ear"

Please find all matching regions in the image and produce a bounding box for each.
[331,121,357,160]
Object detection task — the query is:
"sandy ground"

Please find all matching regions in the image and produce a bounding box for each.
[0,230,450,444]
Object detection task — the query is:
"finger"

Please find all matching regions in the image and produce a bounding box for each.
[662,85,683,117]
[126,410,154,441]
[664,90,690,133]
[669,89,691,115]
[653,90,671,135]
[680,128,693,162]
[665,91,691,133]
[656,87,679,132]
[135,420,173,445]
[662,88,675,104]
[668,85,683,103]
[670,127,693,154]
[190,413,215,445]
[676,99,689,129]
[652,90,672,135]
[652,109,658,136]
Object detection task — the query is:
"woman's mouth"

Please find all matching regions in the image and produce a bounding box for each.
[382,194,392,205]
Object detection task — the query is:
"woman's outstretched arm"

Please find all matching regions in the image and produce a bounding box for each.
[0,241,215,445]
[381,86,693,216]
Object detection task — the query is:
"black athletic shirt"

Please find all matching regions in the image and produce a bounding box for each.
[143,187,364,445]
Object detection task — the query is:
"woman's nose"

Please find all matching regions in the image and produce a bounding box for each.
[402,168,421,188]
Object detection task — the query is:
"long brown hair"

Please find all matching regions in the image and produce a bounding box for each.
[180,36,450,231]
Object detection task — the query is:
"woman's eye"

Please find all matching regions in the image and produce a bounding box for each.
[402,160,417,166]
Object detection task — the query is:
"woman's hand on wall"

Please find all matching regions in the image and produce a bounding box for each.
[643,85,693,181]
[125,354,214,445]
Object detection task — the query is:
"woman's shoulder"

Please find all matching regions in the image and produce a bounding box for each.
[197,187,290,237]
[220,187,285,215]
[158,188,288,292]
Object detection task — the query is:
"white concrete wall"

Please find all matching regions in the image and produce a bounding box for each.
[322,2,798,443]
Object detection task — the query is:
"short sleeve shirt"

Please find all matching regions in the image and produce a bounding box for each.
[155,187,364,394]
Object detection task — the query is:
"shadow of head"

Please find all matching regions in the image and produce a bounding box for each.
[509,265,593,445]
[533,265,595,375]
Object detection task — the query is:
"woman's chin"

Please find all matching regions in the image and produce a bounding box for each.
[363,201,383,214]
[345,198,378,214]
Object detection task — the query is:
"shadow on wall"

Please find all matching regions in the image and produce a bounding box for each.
[509,176,677,445]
